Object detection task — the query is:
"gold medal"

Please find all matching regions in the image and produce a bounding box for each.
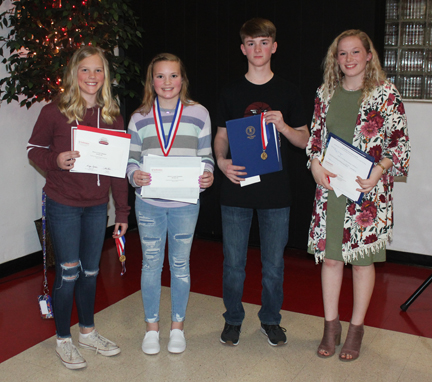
[260,114,268,160]
[119,255,126,262]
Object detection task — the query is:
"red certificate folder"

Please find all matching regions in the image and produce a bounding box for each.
[71,125,131,178]
[226,113,282,177]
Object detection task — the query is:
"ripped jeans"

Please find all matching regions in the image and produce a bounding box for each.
[135,197,200,323]
[46,196,107,338]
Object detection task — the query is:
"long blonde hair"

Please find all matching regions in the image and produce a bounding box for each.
[58,46,120,124]
[322,29,386,100]
[134,53,195,115]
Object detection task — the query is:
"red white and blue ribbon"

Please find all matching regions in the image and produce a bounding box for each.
[115,232,126,276]
[153,97,183,157]
[115,235,125,256]
[260,113,268,151]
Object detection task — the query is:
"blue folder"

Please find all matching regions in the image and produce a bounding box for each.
[324,133,375,204]
[226,113,282,178]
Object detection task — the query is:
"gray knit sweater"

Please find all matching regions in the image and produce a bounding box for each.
[127,102,214,207]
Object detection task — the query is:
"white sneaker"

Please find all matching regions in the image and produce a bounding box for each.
[56,338,87,370]
[142,331,160,355]
[167,329,186,354]
[79,330,121,356]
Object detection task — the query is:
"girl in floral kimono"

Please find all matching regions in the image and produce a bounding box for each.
[306,30,410,361]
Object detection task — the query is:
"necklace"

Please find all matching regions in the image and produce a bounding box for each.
[342,81,362,92]
[161,107,175,115]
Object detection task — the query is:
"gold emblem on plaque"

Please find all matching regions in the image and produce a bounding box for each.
[246,125,255,139]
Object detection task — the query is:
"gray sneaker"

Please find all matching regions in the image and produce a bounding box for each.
[56,338,87,370]
[79,330,121,356]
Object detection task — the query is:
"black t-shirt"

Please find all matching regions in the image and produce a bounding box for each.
[217,75,307,209]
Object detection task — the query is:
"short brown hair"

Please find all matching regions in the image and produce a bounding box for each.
[240,18,276,44]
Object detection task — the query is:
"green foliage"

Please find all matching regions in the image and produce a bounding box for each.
[0,0,144,108]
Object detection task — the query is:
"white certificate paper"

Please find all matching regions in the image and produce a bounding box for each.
[322,133,374,203]
[141,156,202,201]
[71,125,131,178]
[240,176,261,187]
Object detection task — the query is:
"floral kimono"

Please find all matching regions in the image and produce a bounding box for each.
[306,81,410,263]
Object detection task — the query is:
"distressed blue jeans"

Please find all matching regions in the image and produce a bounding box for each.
[221,205,290,326]
[46,196,107,338]
[136,198,200,323]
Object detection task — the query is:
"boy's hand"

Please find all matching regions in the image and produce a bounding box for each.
[217,157,247,185]
[263,111,309,149]
[263,110,287,134]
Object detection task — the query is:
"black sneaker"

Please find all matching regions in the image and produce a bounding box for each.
[260,323,287,346]
[220,323,241,346]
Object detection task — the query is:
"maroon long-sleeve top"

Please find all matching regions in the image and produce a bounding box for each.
[27,102,130,223]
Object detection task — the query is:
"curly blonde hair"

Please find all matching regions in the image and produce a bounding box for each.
[134,53,196,116]
[58,46,120,124]
[322,29,386,100]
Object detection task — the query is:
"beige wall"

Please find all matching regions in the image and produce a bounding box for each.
[387,101,432,256]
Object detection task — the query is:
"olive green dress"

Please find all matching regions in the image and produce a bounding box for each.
[319,86,385,265]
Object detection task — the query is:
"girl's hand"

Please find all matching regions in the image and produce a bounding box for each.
[133,170,151,187]
[57,151,80,170]
[310,158,336,190]
[199,171,214,189]
[356,166,382,194]
[113,223,128,238]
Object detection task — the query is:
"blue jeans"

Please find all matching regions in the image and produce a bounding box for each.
[46,197,107,338]
[221,205,290,326]
[136,198,200,323]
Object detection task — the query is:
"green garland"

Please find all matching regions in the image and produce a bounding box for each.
[0,0,144,108]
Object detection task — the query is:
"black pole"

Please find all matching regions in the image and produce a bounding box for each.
[400,274,432,312]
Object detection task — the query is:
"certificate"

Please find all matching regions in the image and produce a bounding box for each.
[71,125,131,178]
[141,156,202,201]
[322,133,374,204]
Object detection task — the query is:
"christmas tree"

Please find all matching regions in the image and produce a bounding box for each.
[0,0,144,108]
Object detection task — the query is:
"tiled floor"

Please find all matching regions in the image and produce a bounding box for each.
[1,230,432,381]
[2,289,432,381]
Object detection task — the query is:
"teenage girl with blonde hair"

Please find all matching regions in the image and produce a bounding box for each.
[28,46,129,370]
[127,53,214,355]
[307,30,410,361]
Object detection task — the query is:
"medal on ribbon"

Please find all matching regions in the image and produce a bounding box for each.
[153,97,183,156]
[115,231,126,276]
[260,113,268,160]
